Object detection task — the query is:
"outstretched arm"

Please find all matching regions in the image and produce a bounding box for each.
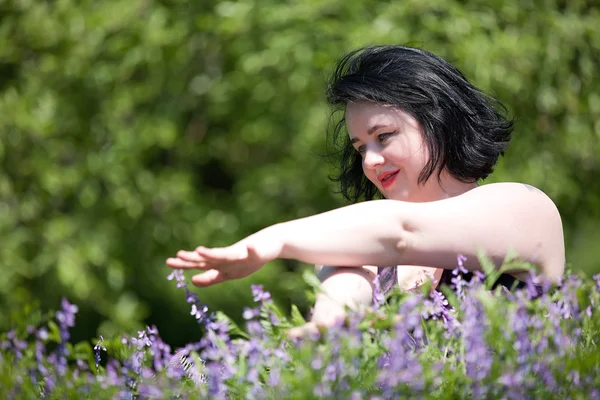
[167,183,564,286]
[167,199,409,286]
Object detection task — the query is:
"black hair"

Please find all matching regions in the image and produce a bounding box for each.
[326,45,514,203]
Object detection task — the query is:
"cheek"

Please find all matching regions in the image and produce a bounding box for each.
[411,143,430,169]
[387,139,429,172]
[390,137,423,161]
[361,161,379,183]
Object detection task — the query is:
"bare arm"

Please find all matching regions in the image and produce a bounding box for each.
[168,182,564,286]
[269,183,564,280]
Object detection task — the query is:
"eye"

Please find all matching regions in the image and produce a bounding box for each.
[378,132,395,143]
[356,144,366,154]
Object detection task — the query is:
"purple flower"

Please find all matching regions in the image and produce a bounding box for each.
[167,269,186,288]
[94,335,107,370]
[311,355,323,370]
[450,273,468,299]
[43,376,56,395]
[376,295,426,396]
[251,284,272,303]
[269,313,281,326]
[206,361,229,399]
[532,360,555,390]
[242,307,261,320]
[138,384,163,398]
[461,297,492,382]
[314,383,332,398]
[349,391,363,400]
[454,254,469,275]
[146,325,158,336]
[246,320,263,337]
[472,270,486,283]
[499,370,523,386]
[267,366,281,386]
[185,290,198,304]
[56,298,78,328]
[5,331,28,360]
[133,330,153,348]
[168,269,213,326]
[37,328,48,341]
[52,298,79,378]
[421,290,450,322]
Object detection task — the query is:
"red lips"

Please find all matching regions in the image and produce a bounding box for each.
[377,170,399,188]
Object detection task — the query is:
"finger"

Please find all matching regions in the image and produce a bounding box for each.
[196,246,245,261]
[166,257,208,270]
[177,250,204,262]
[191,270,226,287]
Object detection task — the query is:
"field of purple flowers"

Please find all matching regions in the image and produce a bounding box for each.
[2,256,599,399]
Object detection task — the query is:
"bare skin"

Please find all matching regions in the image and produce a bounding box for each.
[166,102,565,336]
[167,183,565,335]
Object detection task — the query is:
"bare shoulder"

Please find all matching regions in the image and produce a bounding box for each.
[465,181,552,199]
[457,182,560,216]
[403,182,565,281]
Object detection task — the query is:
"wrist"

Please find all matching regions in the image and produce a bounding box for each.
[247,223,287,262]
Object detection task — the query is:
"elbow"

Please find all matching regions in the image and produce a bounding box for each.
[395,225,410,256]
[382,199,414,264]
[366,199,414,266]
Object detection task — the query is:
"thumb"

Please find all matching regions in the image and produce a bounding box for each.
[191,270,225,287]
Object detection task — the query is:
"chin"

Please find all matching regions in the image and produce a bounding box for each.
[383,189,412,202]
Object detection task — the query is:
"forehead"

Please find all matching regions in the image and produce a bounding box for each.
[345,101,418,136]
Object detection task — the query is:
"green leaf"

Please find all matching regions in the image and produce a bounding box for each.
[477,249,496,276]
[215,311,249,340]
[302,269,322,290]
[290,304,306,326]
[264,301,286,323]
[438,285,461,310]
[302,269,324,293]
[576,285,592,311]
[259,316,274,337]
[47,320,61,343]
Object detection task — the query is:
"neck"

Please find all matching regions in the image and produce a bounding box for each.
[403,174,479,203]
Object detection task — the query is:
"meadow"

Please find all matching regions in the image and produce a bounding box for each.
[2,255,598,399]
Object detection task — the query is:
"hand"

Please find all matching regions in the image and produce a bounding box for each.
[287,294,347,339]
[287,311,346,339]
[166,229,283,287]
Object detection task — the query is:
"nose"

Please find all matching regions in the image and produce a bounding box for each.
[362,147,384,170]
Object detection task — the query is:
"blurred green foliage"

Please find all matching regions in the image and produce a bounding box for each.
[1,0,599,345]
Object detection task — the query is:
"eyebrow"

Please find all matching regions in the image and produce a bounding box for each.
[350,124,392,144]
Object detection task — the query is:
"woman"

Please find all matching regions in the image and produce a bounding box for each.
[166,45,565,335]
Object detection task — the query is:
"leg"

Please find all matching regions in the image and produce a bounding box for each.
[310,265,377,325]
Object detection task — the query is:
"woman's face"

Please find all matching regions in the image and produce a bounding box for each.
[345,101,433,202]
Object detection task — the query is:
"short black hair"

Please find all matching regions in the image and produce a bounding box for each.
[326,45,514,203]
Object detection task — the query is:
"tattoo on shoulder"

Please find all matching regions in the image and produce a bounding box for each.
[523,184,542,193]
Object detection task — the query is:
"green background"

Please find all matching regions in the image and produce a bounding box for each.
[1,0,598,346]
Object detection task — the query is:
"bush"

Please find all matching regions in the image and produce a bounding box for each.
[2,0,600,343]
